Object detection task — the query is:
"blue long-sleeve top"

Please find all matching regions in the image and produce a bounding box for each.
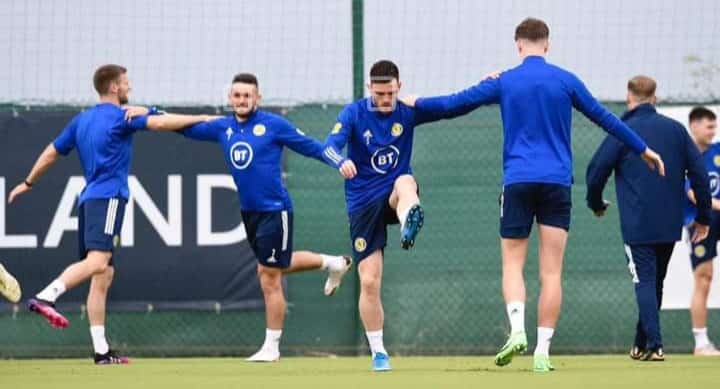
[414,55,648,186]
[182,110,341,212]
[586,103,711,244]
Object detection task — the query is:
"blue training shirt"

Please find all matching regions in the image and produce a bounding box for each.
[322,98,446,213]
[183,109,339,212]
[52,103,149,205]
[684,143,720,226]
[414,55,648,186]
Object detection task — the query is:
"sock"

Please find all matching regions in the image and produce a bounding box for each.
[263,329,282,352]
[320,255,344,272]
[90,325,110,354]
[534,327,555,356]
[36,279,66,303]
[397,201,419,230]
[366,330,388,356]
[693,327,710,349]
[506,301,525,334]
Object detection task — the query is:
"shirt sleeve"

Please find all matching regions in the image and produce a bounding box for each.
[569,75,647,155]
[274,118,335,168]
[413,78,501,124]
[181,119,224,142]
[684,132,711,225]
[124,115,149,134]
[321,105,353,168]
[585,135,624,212]
[52,114,81,155]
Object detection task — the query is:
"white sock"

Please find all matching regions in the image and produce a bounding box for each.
[36,279,66,303]
[534,327,555,356]
[366,330,388,356]
[397,201,419,230]
[693,327,710,349]
[263,329,282,352]
[506,301,525,334]
[320,255,344,272]
[90,325,109,354]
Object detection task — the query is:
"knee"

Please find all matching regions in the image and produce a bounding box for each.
[258,268,283,294]
[94,266,115,288]
[86,252,112,274]
[394,175,418,196]
[359,272,381,295]
[696,269,713,289]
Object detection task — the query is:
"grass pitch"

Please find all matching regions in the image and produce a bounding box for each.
[1,355,718,389]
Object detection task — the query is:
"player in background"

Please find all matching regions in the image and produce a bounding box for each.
[323,60,461,371]
[170,73,352,362]
[683,106,720,356]
[586,76,711,361]
[7,64,212,364]
[401,18,665,371]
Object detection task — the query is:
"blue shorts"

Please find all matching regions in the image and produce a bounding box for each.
[349,194,399,263]
[499,183,571,238]
[688,216,720,269]
[241,210,293,269]
[78,198,126,263]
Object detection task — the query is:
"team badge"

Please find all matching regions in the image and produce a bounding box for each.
[253,124,266,136]
[354,237,367,253]
[694,244,706,258]
[714,155,720,167]
[391,123,403,137]
[332,122,342,134]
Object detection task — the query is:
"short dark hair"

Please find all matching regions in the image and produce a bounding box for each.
[232,73,259,88]
[689,106,717,123]
[93,64,127,95]
[627,75,657,100]
[514,18,549,42]
[369,60,399,83]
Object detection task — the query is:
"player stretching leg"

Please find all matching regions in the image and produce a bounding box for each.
[403,18,664,371]
[323,60,458,371]
[173,73,352,362]
[8,64,212,364]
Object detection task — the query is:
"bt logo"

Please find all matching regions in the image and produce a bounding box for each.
[371,145,400,174]
[229,142,254,170]
[710,172,720,196]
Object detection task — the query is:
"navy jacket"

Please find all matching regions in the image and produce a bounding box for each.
[586,103,711,244]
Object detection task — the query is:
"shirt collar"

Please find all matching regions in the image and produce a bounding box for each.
[522,55,546,64]
[621,103,656,120]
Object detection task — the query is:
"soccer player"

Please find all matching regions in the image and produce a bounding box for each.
[0,263,21,303]
[174,73,352,363]
[323,60,455,371]
[683,106,720,356]
[401,18,665,371]
[7,64,212,364]
[586,76,711,361]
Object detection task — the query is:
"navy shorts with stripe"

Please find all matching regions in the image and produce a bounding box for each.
[499,183,572,238]
[687,215,720,269]
[241,210,293,269]
[349,193,399,263]
[78,198,126,263]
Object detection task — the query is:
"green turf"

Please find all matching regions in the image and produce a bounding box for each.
[1,356,718,389]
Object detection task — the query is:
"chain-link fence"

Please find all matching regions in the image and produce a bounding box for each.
[1,0,719,357]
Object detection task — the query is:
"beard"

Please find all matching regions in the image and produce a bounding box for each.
[118,94,129,105]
